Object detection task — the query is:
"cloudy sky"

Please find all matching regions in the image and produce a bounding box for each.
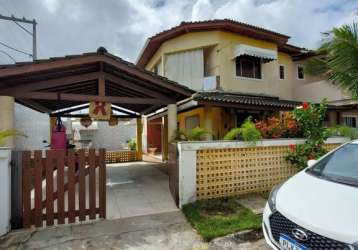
[0,0,357,64]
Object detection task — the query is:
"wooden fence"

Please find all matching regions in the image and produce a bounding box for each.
[19,149,106,228]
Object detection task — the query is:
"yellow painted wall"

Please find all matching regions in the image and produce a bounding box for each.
[177,106,235,140]
[143,30,346,102]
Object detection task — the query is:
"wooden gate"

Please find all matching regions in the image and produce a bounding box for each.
[14,149,106,228]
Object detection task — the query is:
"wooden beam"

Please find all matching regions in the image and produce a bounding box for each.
[98,65,105,96]
[0,54,193,97]
[51,104,89,115]
[49,114,139,118]
[16,99,52,113]
[11,91,171,105]
[0,72,99,95]
[111,105,138,115]
[104,73,173,102]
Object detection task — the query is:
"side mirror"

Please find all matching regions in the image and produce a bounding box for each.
[307,159,317,168]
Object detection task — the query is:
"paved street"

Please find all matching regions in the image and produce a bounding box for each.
[0,210,270,250]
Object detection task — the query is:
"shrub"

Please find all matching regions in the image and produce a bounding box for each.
[223,128,241,140]
[174,127,210,141]
[240,117,262,143]
[255,112,300,139]
[187,127,210,141]
[127,139,137,150]
[286,100,328,169]
[223,117,262,144]
[326,125,358,140]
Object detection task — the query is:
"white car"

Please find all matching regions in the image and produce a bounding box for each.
[263,140,358,250]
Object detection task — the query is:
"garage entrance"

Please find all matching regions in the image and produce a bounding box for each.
[0,47,193,229]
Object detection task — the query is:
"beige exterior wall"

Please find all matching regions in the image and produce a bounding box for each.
[144,30,348,103]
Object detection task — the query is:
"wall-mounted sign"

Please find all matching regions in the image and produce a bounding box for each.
[89,101,111,120]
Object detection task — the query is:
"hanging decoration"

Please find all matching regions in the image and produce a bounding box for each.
[80,117,92,128]
[89,101,111,120]
[108,116,119,126]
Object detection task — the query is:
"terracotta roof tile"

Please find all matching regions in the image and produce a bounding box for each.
[193,91,301,109]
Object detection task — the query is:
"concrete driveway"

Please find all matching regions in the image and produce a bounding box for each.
[0,211,204,250]
[106,162,178,219]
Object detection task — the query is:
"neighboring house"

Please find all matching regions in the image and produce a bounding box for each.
[136,19,358,152]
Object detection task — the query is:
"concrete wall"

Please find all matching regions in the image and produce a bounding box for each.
[15,104,50,150]
[89,120,136,150]
[176,137,348,207]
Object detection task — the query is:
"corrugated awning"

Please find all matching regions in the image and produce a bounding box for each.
[232,44,277,60]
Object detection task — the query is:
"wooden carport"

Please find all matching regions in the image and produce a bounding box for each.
[0,47,194,155]
[0,47,194,229]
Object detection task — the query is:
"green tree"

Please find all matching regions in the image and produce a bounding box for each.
[305,23,358,97]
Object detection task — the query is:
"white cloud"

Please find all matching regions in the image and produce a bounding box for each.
[0,0,357,64]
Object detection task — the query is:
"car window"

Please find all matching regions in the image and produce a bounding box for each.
[309,144,358,186]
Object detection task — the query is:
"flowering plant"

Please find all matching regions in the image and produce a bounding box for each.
[255,112,300,139]
[286,100,328,169]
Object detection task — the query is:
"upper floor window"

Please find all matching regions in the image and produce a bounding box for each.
[235,55,261,79]
[297,65,304,79]
[279,65,285,79]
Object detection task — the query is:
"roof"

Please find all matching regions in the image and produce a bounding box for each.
[0,47,194,114]
[137,19,306,67]
[193,91,302,110]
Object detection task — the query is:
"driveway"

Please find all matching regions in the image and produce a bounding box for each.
[0,211,204,250]
[106,162,178,219]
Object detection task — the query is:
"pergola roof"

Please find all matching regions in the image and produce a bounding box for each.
[0,47,194,115]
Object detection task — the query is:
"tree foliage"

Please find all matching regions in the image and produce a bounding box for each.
[305,23,358,97]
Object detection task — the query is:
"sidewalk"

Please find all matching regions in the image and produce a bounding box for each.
[0,211,203,250]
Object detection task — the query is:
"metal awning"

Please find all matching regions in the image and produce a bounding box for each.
[232,44,277,60]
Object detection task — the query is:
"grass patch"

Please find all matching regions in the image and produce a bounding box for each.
[182,197,262,241]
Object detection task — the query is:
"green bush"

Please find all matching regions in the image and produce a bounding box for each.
[223,128,241,140]
[174,127,210,141]
[223,118,262,144]
[326,125,358,140]
[286,100,328,169]
[127,139,137,150]
[240,118,262,143]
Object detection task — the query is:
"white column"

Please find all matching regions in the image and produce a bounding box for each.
[167,104,177,142]
[141,115,148,154]
[0,96,15,148]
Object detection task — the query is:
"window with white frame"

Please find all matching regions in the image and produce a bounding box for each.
[235,55,262,79]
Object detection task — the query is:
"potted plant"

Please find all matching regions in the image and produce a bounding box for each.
[148,144,157,155]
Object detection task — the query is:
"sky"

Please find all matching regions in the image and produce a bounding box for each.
[0,0,357,64]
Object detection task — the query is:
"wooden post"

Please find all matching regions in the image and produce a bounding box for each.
[10,151,23,229]
[136,117,143,160]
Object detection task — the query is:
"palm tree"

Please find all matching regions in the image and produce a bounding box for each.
[305,22,358,97]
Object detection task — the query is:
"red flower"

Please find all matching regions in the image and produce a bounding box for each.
[289,144,296,151]
[303,102,310,110]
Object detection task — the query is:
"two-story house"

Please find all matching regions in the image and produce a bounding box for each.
[136,20,357,156]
